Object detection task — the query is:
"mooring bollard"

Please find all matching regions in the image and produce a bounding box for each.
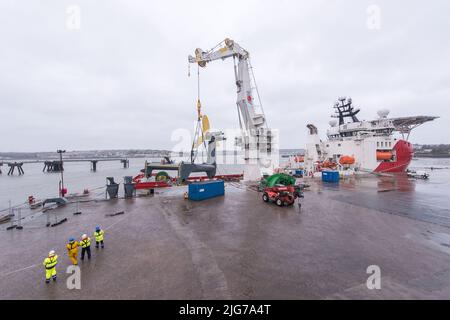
[123,176,136,198]
[106,177,119,199]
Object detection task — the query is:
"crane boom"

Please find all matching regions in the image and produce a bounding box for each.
[188,38,268,133]
[188,38,274,179]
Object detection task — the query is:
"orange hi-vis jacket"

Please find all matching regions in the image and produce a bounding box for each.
[67,241,79,254]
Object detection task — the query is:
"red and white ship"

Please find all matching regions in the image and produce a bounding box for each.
[304,97,438,174]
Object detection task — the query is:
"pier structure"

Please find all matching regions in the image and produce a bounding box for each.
[91,158,128,171]
[7,162,25,175]
[90,160,98,172]
[121,159,129,168]
[43,161,64,172]
[0,158,129,175]
[64,158,130,172]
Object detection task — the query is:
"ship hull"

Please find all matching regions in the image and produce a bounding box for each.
[374,140,413,173]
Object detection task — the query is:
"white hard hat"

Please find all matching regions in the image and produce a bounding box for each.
[49,250,55,256]
[82,234,87,239]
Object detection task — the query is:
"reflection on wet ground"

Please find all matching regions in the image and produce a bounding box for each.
[321,171,450,228]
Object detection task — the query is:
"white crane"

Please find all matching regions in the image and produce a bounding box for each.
[188,38,274,180]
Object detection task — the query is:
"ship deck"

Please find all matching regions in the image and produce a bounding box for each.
[1,177,450,299]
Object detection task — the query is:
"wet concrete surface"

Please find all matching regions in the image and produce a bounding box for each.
[332,174,450,227]
[1,179,450,299]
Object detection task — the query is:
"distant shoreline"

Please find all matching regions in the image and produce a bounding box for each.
[415,154,450,158]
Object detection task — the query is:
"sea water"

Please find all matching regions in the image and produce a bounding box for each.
[0,157,449,225]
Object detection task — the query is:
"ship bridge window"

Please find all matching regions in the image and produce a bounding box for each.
[338,143,341,147]
[377,142,380,147]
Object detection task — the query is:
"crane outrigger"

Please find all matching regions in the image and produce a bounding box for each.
[189,38,275,180]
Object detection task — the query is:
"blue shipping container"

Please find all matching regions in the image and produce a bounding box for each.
[188,180,225,201]
[322,171,339,183]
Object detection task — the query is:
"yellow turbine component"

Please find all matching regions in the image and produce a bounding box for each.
[194,115,210,148]
[194,136,203,148]
[202,114,210,133]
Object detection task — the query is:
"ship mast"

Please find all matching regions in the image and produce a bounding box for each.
[332,97,361,125]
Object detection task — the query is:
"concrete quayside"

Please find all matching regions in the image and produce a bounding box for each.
[1,175,450,299]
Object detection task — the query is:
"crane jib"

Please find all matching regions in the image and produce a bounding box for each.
[188,38,274,176]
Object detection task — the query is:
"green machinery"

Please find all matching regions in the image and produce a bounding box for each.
[259,173,296,191]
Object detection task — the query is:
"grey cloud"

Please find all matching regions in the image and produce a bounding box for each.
[0,0,448,152]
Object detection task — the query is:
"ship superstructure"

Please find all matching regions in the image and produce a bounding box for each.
[304,97,438,174]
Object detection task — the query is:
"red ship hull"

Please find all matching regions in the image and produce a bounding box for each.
[374,140,413,173]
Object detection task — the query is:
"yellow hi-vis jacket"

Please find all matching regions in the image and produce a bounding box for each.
[94,230,104,242]
[43,255,58,269]
[80,238,91,248]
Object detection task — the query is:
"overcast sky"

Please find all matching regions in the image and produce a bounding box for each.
[0,0,448,152]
